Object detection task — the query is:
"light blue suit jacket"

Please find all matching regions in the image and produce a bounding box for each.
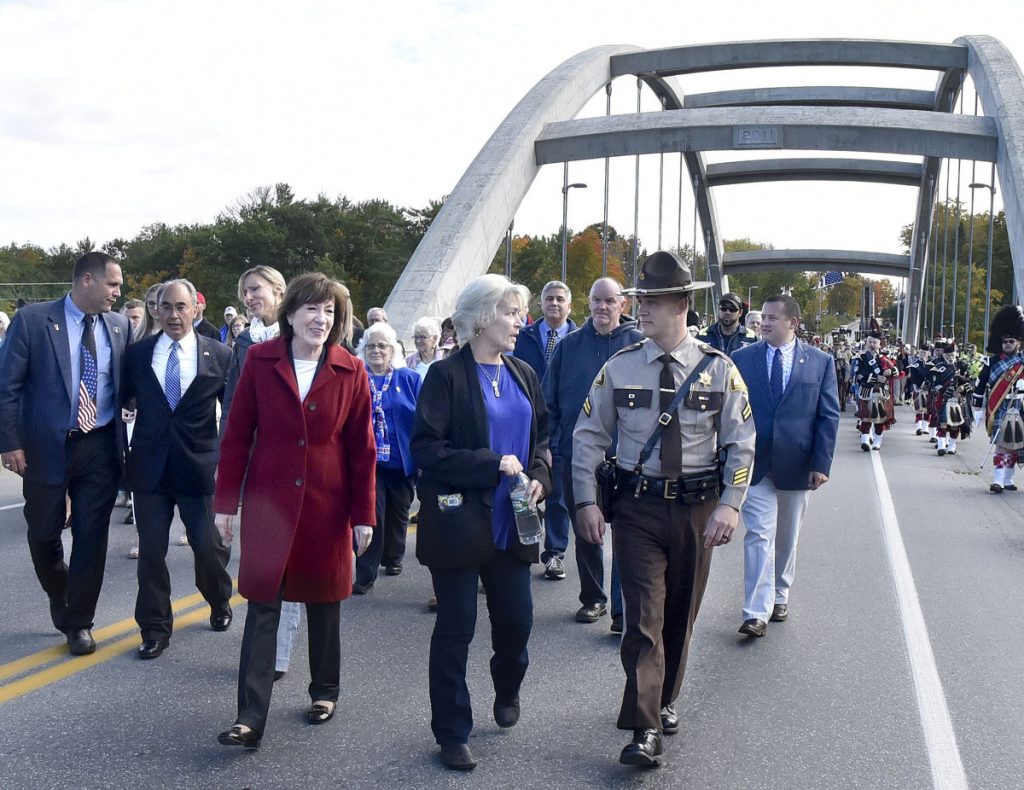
[732,340,840,490]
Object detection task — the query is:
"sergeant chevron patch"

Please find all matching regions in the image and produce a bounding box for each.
[732,467,750,486]
[741,402,752,421]
[582,397,592,416]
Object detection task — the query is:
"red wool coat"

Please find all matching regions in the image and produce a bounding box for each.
[214,338,377,603]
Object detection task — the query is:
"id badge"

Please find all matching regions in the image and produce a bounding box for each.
[376,443,391,462]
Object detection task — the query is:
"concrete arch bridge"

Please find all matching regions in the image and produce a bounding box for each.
[385,37,1024,346]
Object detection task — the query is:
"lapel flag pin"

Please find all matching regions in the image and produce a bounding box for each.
[54,324,60,332]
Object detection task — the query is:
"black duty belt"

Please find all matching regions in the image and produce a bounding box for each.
[615,468,719,505]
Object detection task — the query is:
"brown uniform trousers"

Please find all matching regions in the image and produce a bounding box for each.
[611,491,716,730]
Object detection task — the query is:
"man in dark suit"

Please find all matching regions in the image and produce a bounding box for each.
[122,279,233,659]
[731,294,840,638]
[0,252,131,655]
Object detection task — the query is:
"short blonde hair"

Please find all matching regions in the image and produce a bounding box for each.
[356,320,407,368]
[452,274,530,345]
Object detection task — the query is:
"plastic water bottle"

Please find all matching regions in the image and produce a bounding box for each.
[510,472,543,545]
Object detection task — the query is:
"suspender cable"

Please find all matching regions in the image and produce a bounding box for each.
[940,159,951,336]
[677,154,684,254]
[982,162,996,352]
[964,92,979,346]
[504,220,514,279]
[950,85,964,340]
[602,81,612,277]
[631,77,641,296]
[657,96,666,250]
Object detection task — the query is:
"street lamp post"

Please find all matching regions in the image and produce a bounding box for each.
[561,162,588,283]
[969,173,997,351]
[747,285,759,309]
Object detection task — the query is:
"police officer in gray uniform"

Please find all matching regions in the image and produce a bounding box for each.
[573,251,755,768]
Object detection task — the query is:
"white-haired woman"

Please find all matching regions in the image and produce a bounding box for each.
[406,316,444,377]
[410,273,552,771]
[354,321,422,592]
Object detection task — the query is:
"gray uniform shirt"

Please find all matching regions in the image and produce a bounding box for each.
[571,334,756,511]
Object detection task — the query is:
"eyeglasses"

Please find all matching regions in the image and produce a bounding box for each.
[718,305,740,313]
[412,335,431,341]
[365,343,390,351]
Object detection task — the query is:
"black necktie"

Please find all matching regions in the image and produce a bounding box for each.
[770,347,784,402]
[545,329,558,361]
[659,354,682,478]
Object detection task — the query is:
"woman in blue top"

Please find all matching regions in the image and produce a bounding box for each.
[354,321,421,592]
[411,274,552,771]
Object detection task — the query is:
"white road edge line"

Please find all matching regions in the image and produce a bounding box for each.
[871,451,969,790]
[0,502,24,511]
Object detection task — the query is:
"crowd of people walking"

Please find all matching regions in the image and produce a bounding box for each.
[0,250,1018,770]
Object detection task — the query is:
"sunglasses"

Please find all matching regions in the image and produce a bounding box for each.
[718,305,740,313]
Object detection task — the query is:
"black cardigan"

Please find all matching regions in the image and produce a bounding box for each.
[410,343,552,568]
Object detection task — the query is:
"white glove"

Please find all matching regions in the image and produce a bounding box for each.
[353,525,373,556]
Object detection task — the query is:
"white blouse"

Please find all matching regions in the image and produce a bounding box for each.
[293,358,318,402]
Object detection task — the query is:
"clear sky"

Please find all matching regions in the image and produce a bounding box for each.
[1,0,1022,266]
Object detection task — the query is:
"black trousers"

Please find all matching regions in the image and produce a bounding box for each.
[611,491,716,730]
[561,458,621,613]
[23,425,119,632]
[236,596,340,734]
[134,490,232,640]
[428,549,532,746]
[355,466,414,584]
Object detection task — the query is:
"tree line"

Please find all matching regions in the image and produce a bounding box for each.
[0,186,1012,345]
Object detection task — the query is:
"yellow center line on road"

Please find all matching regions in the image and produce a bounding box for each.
[0,587,229,683]
[0,593,245,705]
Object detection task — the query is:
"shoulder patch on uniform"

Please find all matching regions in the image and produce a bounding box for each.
[696,342,727,360]
[609,341,645,361]
[593,368,606,388]
[741,401,752,421]
[730,368,747,393]
[582,396,592,416]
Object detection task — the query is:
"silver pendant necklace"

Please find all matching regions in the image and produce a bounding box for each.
[477,361,502,397]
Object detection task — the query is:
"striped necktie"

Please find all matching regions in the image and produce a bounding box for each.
[165,341,182,410]
[77,315,98,432]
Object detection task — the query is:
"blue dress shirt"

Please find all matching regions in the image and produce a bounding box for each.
[64,295,115,429]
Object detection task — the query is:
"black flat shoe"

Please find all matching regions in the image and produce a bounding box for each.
[440,743,477,771]
[384,563,402,576]
[137,638,169,659]
[273,670,287,682]
[738,619,767,638]
[351,581,373,595]
[770,604,789,622]
[575,602,607,623]
[493,696,520,728]
[218,724,261,750]
[619,728,663,767]
[306,701,336,724]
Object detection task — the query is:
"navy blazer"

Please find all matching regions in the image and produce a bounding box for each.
[0,298,131,485]
[370,365,421,477]
[732,340,840,490]
[512,318,577,383]
[122,333,231,495]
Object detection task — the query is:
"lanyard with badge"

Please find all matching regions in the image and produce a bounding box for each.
[368,370,393,462]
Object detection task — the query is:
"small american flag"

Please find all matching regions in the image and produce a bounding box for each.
[820,271,843,288]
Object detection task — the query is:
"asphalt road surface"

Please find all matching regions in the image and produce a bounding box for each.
[1,402,1022,789]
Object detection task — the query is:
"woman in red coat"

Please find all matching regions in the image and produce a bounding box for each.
[213,273,376,750]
